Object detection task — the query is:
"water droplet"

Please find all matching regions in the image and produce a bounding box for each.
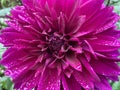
[105,43,108,45]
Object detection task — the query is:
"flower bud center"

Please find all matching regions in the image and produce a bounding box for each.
[49,34,64,52]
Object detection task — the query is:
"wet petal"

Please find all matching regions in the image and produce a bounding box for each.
[38,68,60,90]
[73,69,94,90]
[0,49,28,68]
[14,70,40,90]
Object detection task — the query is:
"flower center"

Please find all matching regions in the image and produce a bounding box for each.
[48,33,64,53]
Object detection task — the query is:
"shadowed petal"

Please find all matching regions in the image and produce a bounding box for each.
[66,52,82,71]
[62,74,81,90]
[94,76,112,90]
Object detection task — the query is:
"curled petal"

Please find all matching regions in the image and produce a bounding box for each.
[66,52,82,71]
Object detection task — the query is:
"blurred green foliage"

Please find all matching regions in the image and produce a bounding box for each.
[0,0,120,90]
[0,0,21,8]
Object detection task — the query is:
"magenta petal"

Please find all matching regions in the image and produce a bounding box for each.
[0,31,32,46]
[73,70,94,90]
[94,14,119,34]
[101,27,120,39]
[54,0,78,17]
[14,70,40,90]
[67,15,86,34]
[79,6,119,35]
[96,52,120,62]
[5,57,36,81]
[38,68,60,90]
[62,74,81,90]
[95,76,112,90]
[58,12,66,33]
[0,49,28,68]
[22,0,35,10]
[79,0,104,20]
[79,56,100,82]
[90,59,120,76]
[1,27,16,33]
[88,35,120,52]
[107,76,119,81]
[66,54,82,71]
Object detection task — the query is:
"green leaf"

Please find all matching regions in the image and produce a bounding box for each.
[0,44,6,59]
[1,0,7,8]
[117,22,120,29]
[0,84,3,90]
[0,66,4,76]
[112,81,120,90]
[114,6,120,15]
[0,76,13,90]
[0,7,11,16]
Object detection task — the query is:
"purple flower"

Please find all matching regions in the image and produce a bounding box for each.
[0,0,120,90]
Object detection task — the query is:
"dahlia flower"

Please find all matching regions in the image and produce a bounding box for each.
[0,0,120,90]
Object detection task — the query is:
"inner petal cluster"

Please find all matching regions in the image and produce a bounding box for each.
[48,32,64,53]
